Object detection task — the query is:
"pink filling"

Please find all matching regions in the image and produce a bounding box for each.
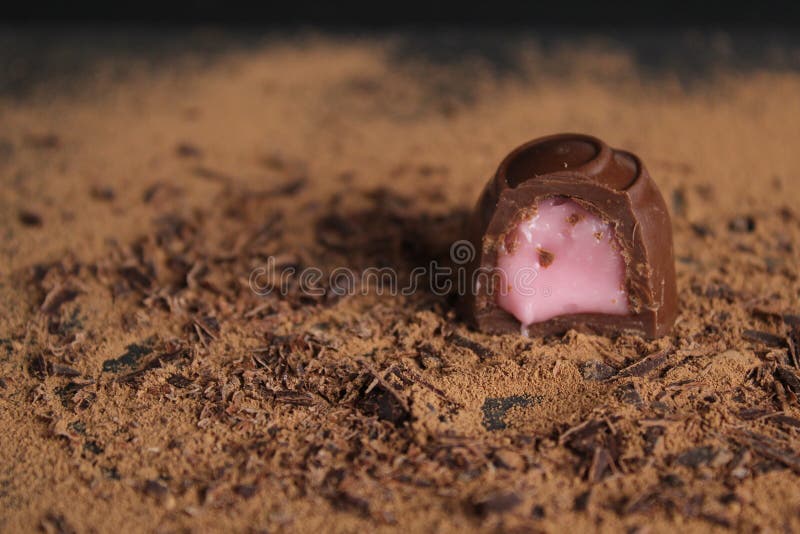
[496,197,628,327]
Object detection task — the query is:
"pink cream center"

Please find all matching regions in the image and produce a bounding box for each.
[495,197,628,328]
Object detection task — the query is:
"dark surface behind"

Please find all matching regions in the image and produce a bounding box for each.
[4,0,800,26]
[2,27,800,101]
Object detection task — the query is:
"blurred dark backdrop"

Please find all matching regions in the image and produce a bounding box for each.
[3,0,800,26]
[3,1,800,100]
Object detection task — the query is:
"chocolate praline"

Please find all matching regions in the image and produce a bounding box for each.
[462,133,677,339]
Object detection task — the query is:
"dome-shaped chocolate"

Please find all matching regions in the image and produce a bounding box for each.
[463,133,677,339]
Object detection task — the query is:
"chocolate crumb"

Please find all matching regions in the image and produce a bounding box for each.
[142,480,169,499]
[175,143,202,158]
[671,189,687,218]
[690,223,713,237]
[18,210,43,227]
[167,374,192,388]
[537,247,555,268]
[728,215,756,233]
[24,133,60,149]
[573,491,591,511]
[356,382,409,426]
[234,484,258,499]
[89,186,115,201]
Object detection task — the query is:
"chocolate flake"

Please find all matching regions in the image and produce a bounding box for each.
[615,382,643,406]
[40,285,80,315]
[51,364,81,378]
[742,329,787,348]
[676,446,715,468]
[167,374,192,388]
[40,512,75,534]
[142,479,169,498]
[471,490,522,516]
[728,215,756,233]
[729,430,800,474]
[769,414,800,429]
[274,389,316,407]
[788,325,800,368]
[102,343,154,373]
[582,360,616,381]
[356,382,409,426]
[481,394,542,430]
[334,475,372,515]
[117,266,152,291]
[618,348,671,378]
[28,353,49,379]
[589,447,614,483]
[774,367,800,396]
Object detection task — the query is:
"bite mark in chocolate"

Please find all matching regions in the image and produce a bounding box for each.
[462,133,677,338]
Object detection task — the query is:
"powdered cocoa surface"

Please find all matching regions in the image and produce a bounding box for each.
[1,29,799,533]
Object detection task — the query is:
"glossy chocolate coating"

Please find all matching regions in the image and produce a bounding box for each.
[463,133,677,338]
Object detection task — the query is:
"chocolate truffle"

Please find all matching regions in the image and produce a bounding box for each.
[463,133,677,338]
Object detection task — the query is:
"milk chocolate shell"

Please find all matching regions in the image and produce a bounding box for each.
[463,133,677,338]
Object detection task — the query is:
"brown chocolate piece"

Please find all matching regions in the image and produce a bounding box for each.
[463,133,677,338]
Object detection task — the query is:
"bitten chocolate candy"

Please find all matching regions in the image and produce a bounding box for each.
[463,133,677,338]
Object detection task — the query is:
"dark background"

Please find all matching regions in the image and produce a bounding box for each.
[3,0,800,100]
[3,0,800,26]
